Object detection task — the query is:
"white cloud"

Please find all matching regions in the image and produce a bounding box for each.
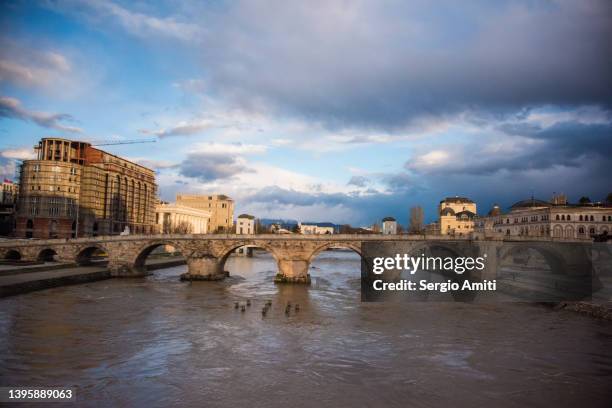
[0,96,82,133]
[0,148,36,160]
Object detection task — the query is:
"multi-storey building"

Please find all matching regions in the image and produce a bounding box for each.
[16,138,157,238]
[439,196,477,235]
[1,179,18,206]
[0,179,18,236]
[175,194,234,233]
[478,195,612,239]
[236,214,255,234]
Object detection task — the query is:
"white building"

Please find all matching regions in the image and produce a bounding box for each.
[299,222,335,234]
[236,214,255,234]
[382,217,397,234]
[155,203,211,234]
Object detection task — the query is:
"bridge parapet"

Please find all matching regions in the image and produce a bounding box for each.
[0,234,601,283]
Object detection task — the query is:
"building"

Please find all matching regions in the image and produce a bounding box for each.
[479,194,612,239]
[424,222,440,235]
[16,138,157,239]
[1,179,18,206]
[155,203,210,234]
[236,214,255,234]
[176,194,234,233]
[299,222,335,235]
[439,196,477,235]
[0,179,18,236]
[381,216,397,234]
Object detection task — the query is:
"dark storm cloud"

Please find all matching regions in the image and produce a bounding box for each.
[198,0,612,130]
[179,152,252,182]
[347,175,369,187]
[405,120,612,177]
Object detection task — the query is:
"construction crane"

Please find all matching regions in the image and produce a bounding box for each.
[91,138,157,146]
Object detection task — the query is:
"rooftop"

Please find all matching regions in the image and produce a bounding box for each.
[440,196,474,204]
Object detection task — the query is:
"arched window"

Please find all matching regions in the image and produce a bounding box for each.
[561,215,565,220]
[556,215,560,220]
[578,227,585,235]
[579,215,583,221]
[590,215,594,221]
[589,228,595,235]
[567,215,571,221]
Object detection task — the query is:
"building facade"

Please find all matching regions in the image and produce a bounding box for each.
[236,214,255,234]
[0,179,18,236]
[479,195,612,239]
[155,203,210,234]
[16,138,157,238]
[382,217,397,234]
[439,196,477,235]
[299,222,335,234]
[176,194,234,233]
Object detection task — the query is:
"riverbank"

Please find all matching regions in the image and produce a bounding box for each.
[0,257,186,298]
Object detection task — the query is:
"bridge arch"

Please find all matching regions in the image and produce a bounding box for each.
[132,240,185,270]
[76,245,109,266]
[307,242,362,263]
[4,249,22,260]
[499,244,566,275]
[217,241,282,266]
[37,248,58,262]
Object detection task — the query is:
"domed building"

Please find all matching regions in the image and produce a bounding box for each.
[438,196,477,236]
[476,194,612,239]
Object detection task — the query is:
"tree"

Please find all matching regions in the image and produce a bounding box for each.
[578,196,592,204]
[291,224,301,234]
[606,192,612,205]
[408,206,424,233]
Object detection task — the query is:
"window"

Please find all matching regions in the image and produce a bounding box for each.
[567,215,571,221]
[578,227,585,234]
[590,215,594,221]
[556,215,560,220]
[561,215,565,220]
[579,215,583,221]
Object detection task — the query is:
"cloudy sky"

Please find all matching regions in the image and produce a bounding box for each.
[1,0,611,225]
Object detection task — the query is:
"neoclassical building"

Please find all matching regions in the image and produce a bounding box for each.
[439,196,477,235]
[176,194,234,233]
[16,138,157,238]
[478,195,612,239]
[155,203,211,234]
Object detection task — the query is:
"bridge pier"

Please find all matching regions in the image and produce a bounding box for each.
[108,261,149,278]
[274,259,311,284]
[180,255,226,281]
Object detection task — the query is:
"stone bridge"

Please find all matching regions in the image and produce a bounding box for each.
[0,234,599,284]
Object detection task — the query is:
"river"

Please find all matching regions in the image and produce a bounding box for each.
[0,250,611,407]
